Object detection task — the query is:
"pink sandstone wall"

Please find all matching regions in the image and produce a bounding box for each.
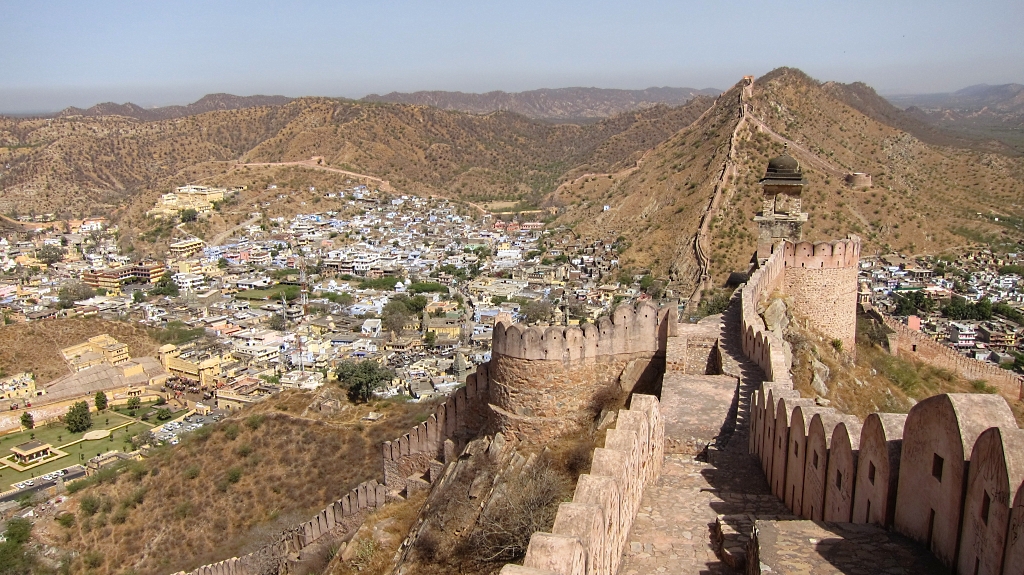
[497,394,664,575]
[489,302,671,441]
[879,313,1024,399]
[738,235,1024,572]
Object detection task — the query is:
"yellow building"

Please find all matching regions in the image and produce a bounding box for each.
[169,238,204,259]
[158,344,224,387]
[0,372,39,401]
[61,334,131,372]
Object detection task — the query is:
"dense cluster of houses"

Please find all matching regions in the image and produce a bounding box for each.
[862,250,1024,365]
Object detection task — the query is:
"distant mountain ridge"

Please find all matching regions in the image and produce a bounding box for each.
[886,84,1024,112]
[361,86,721,120]
[883,84,1024,151]
[57,93,293,121]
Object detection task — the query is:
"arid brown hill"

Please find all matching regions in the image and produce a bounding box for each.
[361,86,721,120]
[0,96,712,217]
[55,93,294,122]
[552,67,1024,293]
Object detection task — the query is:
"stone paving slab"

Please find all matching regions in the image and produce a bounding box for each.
[750,519,948,575]
[661,374,738,454]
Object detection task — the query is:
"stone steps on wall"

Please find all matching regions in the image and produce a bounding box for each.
[711,511,797,570]
[660,373,739,455]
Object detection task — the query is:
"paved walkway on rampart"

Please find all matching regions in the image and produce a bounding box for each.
[619,305,794,574]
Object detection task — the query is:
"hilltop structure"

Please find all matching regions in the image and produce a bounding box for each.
[754,151,808,264]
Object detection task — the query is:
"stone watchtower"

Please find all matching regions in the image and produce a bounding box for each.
[754,151,808,263]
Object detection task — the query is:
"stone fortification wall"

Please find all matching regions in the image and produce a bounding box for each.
[172,477,388,575]
[174,364,495,575]
[878,312,1024,399]
[497,394,664,575]
[489,302,671,441]
[781,238,860,354]
[382,363,491,493]
[738,234,1024,572]
[749,354,1024,572]
[740,243,790,384]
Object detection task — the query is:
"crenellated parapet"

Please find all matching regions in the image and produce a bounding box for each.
[497,394,664,575]
[748,376,1024,572]
[491,301,666,362]
[175,364,495,575]
[740,246,791,384]
[382,363,491,492]
[782,237,860,270]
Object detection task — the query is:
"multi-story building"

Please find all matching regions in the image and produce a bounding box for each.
[948,322,977,349]
[169,238,204,259]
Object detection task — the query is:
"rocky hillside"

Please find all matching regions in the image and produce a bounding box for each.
[361,86,720,120]
[551,68,1024,292]
[0,96,713,217]
[885,84,1024,152]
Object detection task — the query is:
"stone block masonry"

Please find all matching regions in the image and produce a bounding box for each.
[489,301,671,441]
[498,394,664,575]
[740,235,1024,573]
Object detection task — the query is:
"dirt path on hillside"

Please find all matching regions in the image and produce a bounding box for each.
[223,157,394,192]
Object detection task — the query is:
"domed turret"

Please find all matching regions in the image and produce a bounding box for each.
[754,149,809,263]
[761,153,807,184]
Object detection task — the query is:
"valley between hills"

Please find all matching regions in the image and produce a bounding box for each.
[2,67,1023,295]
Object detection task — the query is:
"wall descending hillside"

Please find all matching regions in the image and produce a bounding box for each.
[878,312,1024,399]
[489,301,672,441]
[738,237,1024,572]
[382,364,491,493]
[172,364,494,575]
[497,394,664,575]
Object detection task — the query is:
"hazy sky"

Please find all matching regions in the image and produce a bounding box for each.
[2,0,1022,113]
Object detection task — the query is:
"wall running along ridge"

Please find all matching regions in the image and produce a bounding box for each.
[498,394,665,575]
[172,364,493,575]
[489,301,671,441]
[743,238,1024,574]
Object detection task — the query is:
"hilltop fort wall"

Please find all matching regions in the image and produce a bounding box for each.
[877,312,1024,399]
[498,394,664,575]
[739,238,1024,572]
[489,301,672,441]
[174,364,494,575]
[780,238,860,354]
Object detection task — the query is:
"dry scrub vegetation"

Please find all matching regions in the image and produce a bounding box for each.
[0,317,162,384]
[784,308,1024,426]
[36,389,437,575]
[396,430,598,575]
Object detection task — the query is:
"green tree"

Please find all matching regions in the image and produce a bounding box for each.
[132,289,146,303]
[268,314,286,331]
[180,208,198,223]
[126,397,141,412]
[336,360,394,403]
[65,401,92,433]
[94,391,108,411]
[20,411,33,430]
[156,408,172,421]
[37,244,66,265]
[522,300,552,324]
[423,331,437,348]
[150,276,179,297]
[57,281,96,308]
[217,257,230,269]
